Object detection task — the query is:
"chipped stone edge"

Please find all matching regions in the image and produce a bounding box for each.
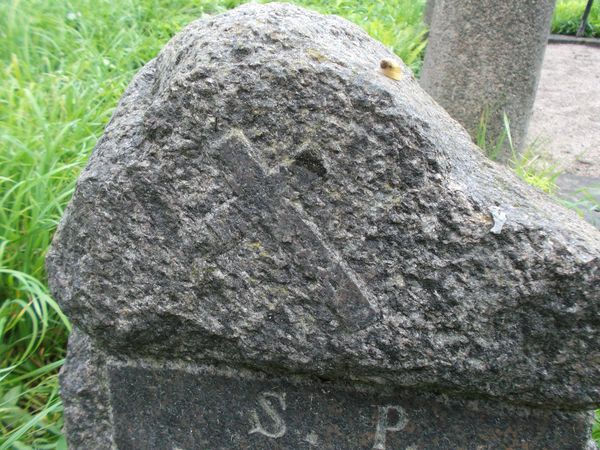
[60,328,117,450]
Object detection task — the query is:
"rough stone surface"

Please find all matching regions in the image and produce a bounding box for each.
[47,3,600,446]
[420,0,556,157]
[47,0,600,407]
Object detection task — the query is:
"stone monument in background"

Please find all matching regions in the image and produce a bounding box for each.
[423,0,435,26]
[420,0,556,159]
[47,3,600,449]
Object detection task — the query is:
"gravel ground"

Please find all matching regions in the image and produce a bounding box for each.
[527,42,600,178]
[526,42,600,229]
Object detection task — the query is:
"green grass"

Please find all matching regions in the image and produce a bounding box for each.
[297,0,428,72]
[1,0,598,447]
[552,0,600,37]
[559,182,600,225]
[477,113,561,195]
[510,146,561,195]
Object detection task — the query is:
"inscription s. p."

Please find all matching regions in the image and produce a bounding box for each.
[372,405,408,449]
[248,391,287,438]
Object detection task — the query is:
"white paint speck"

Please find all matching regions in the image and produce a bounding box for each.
[489,206,507,234]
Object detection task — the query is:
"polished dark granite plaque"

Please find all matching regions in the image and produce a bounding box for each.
[108,364,591,450]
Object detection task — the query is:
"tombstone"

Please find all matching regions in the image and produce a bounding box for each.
[47,3,600,449]
[420,0,556,159]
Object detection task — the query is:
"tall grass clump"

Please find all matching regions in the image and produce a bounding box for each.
[0,0,426,447]
[476,113,561,195]
[552,0,600,37]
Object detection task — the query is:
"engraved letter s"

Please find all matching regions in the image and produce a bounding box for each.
[248,391,287,439]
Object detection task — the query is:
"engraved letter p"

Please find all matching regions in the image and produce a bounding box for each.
[372,405,408,449]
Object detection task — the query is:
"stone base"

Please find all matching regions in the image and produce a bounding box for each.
[60,330,597,449]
